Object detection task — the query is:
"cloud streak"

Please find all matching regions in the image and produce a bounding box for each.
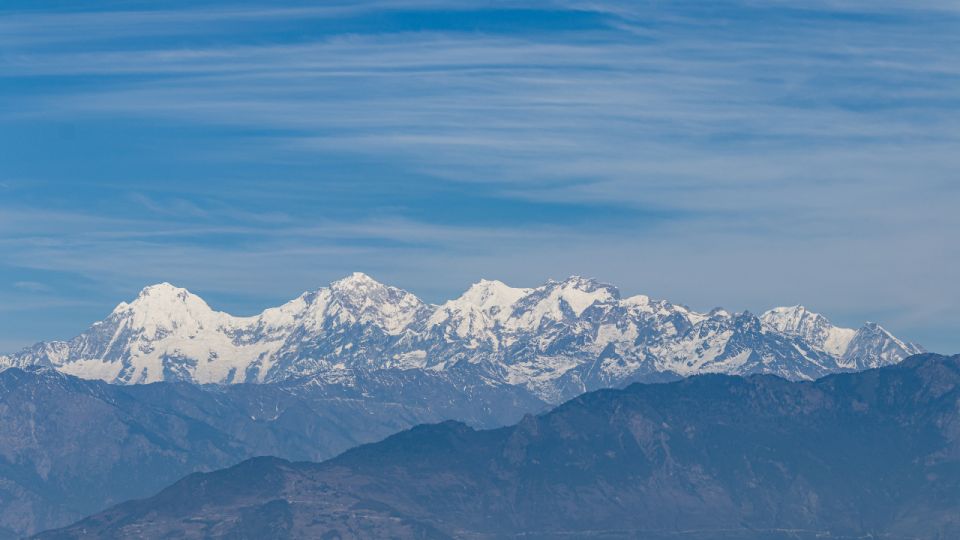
[1,1,958,352]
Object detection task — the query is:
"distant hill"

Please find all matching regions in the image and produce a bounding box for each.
[0,367,544,539]
[38,353,960,539]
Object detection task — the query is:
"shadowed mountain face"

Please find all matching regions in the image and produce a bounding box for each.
[38,354,960,540]
[0,368,545,539]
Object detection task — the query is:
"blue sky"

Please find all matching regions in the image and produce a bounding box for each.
[1,1,958,353]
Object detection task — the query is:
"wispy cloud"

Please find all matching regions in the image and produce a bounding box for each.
[13,280,51,292]
[1,1,958,352]
[0,2,450,46]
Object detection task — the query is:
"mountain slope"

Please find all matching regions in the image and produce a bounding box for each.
[39,353,960,540]
[0,367,545,539]
[1,274,924,402]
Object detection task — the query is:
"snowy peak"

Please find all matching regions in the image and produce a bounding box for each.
[761,305,855,357]
[325,272,427,335]
[550,276,619,315]
[328,272,408,304]
[556,275,617,294]
[264,273,429,337]
[510,276,619,329]
[330,272,385,293]
[458,279,531,313]
[427,279,530,332]
[761,305,826,334]
[139,281,192,297]
[760,306,925,366]
[841,322,925,369]
[111,282,224,337]
[115,282,205,312]
[121,283,210,311]
[433,276,619,335]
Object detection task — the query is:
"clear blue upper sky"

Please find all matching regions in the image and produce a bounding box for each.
[1,0,958,353]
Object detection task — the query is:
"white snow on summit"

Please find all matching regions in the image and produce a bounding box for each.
[3,274,925,401]
[760,305,856,357]
[506,276,617,331]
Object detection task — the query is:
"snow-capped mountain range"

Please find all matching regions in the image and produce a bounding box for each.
[0,273,924,402]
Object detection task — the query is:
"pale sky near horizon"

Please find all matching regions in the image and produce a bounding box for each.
[1,1,958,353]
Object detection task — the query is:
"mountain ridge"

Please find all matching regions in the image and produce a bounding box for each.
[0,363,546,538]
[1,274,924,402]
[37,353,960,540]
